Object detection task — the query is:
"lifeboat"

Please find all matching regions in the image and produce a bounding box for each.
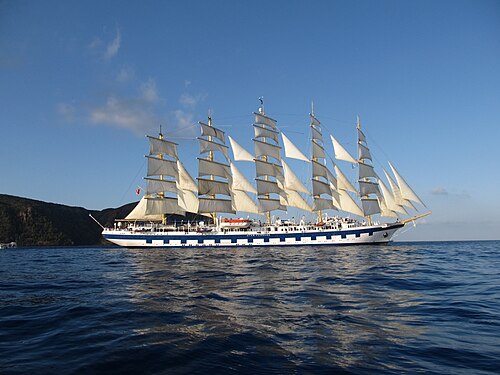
[220,218,252,229]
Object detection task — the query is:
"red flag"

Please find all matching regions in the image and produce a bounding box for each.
[136,188,141,195]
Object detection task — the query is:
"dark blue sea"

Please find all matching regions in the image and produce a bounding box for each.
[1,241,499,374]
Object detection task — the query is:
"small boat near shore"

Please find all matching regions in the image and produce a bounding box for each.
[0,242,17,249]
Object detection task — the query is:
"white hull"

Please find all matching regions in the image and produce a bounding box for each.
[103,223,404,248]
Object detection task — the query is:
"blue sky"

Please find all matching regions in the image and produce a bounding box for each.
[1,0,499,240]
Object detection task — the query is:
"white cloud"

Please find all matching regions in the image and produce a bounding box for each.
[88,78,161,134]
[88,37,103,50]
[431,187,448,195]
[174,109,194,129]
[56,102,76,122]
[430,187,470,198]
[104,28,121,60]
[140,78,159,103]
[89,95,155,134]
[179,93,206,108]
[116,65,134,82]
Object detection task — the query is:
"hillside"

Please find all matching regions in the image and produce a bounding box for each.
[0,194,208,247]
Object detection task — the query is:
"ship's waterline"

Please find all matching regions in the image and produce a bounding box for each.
[103,223,403,248]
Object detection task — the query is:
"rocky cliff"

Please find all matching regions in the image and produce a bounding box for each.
[0,194,208,247]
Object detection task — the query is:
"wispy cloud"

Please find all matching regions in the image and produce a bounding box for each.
[56,102,76,122]
[89,95,156,134]
[179,93,207,109]
[431,187,448,195]
[88,37,103,50]
[104,27,121,60]
[430,186,470,199]
[140,78,159,103]
[89,27,121,60]
[116,65,135,82]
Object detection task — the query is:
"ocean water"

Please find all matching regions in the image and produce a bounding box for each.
[0,242,499,374]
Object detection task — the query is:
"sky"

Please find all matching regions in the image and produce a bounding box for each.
[1,0,499,241]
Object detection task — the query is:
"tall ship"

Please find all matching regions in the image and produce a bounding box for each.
[101,99,430,248]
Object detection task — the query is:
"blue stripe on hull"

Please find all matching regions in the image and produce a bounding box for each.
[103,223,404,248]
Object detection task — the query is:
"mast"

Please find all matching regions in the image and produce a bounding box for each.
[356,116,381,225]
[253,98,286,223]
[197,114,235,222]
[310,106,337,222]
[144,126,184,223]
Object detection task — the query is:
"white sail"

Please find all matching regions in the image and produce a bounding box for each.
[330,188,341,208]
[326,168,338,189]
[125,196,163,221]
[338,189,364,217]
[313,197,336,211]
[178,190,199,213]
[198,178,232,196]
[378,198,398,218]
[254,139,281,161]
[281,133,309,162]
[312,179,332,196]
[258,197,286,213]
[359,180,381,197]
[310,114,320,127]
[388,162,426,207]
[312,140,325,159]
[147,136,178,159]
[146,156,179,178]
[311,126,322,141]
[361,198,381,216]
[145,177,177,194]
[254,112,277,129]
[177,161,197,192]
[255,159,283,178]
[312,159,329,180]
[358,161,377,179]
[200,122,225,143]
[358,143,372,161]
[280,190,313,212]
[384,169,413,211]
[378,177,407,215]
[230,162,257,194]
[357,128,366,143]
[334,164,357,193]
[281,160,309,194]
[228,136,254,162]
[198,138,229,160]
[198,158,230,179]
[146,197,185,215]
[330,135,357,164]
[253,125,279,143]
[256,179,283,195]
[232,190,259,214]
[198,197,235,214]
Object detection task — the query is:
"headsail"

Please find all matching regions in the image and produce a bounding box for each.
[229,162,259,213]
[388,161,426,207]
[228,136,254,162]
[281,133,309,162]
[330,135,357,164]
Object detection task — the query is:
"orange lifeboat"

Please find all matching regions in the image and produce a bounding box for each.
[220,218,252,229]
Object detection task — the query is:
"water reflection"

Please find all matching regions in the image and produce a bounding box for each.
[123,244,426,371]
